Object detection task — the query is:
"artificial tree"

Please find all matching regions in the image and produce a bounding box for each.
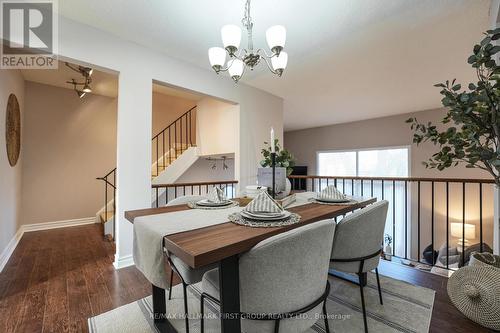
[407,28,500,186]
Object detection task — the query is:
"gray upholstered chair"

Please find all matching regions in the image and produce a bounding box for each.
[164,195,216,333]
[200,220,336,333]
[329,200,389,333]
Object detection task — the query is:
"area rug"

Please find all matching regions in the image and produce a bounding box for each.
[88,272,435,333]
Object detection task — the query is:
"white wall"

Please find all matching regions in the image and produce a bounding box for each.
[57,16,283,267]
[0,69,24,265]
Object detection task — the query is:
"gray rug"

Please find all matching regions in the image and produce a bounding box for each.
[88,272,435,333]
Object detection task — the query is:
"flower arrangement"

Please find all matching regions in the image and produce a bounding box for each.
[260,139,296,176]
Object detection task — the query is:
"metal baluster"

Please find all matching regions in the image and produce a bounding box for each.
[361,179,364,196]
[342,179,345,194]
[431,181,435,266]
[162,131,165,170]
[186,114,189,149]
[417,181,421,263]
[156,187,159,208]
[351,179,354,195]
[479,183,483,253]
[104,177,108,222]
[169,127,172,164]
[175,122,177,159]
[462,182,465,266]
[312,178,315,192]
[166,186,169,205]
[446,182,449,269]
[392,180,396,257]
[371,179,374,197]
[381,180,384,199]
[180,116,183,153]
[174,186,177,199]
[156,137,159,177]
[183,186,186,196]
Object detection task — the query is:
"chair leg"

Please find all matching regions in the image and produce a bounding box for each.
[358,274,368,333]
[200,293,205,333]
[323,300,330,333]
[168,267,173,300]
[375,268,383,305]
[274,319,280,333]
[182,282,190,333]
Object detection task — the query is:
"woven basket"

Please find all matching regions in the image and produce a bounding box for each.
[469,252,500,269]
[447,253,500,330]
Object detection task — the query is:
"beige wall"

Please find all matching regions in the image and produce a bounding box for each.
[285,108,494,260]
[21,82,118,225]
[285,107,491,179]
[196,98,238,156]
[0,69,24,261]
[152,92,196,138]
[19,83,225,226]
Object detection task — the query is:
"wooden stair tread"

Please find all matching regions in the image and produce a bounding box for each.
[99,210,115,223]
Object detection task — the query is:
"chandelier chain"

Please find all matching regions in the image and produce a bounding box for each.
[242,0,253,51]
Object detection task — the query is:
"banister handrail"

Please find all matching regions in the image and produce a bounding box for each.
[152,180,238,189]
[288,175,495,184]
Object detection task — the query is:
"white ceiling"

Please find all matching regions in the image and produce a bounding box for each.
[21,61,119,97]
[21,61,203,101]
[58,0,492,130]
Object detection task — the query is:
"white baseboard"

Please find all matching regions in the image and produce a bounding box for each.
[113,254,134,269]
[23,216,96,232]
[0,227,24,272]
[0,216,97,272]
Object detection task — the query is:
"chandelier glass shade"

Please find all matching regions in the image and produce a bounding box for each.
[208,0,287,83]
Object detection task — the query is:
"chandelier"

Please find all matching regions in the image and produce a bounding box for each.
[208,0,288,83]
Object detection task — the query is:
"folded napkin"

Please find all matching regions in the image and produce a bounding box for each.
[244,191,284,214]
[207,187,227,203]
[318,185,347,200]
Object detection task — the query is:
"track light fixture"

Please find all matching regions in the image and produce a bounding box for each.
[65,62,93,98]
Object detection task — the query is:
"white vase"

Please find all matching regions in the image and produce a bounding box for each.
[384,245,392,260]
[284,178,292,197]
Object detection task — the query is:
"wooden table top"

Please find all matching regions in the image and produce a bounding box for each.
[125,197,376,268]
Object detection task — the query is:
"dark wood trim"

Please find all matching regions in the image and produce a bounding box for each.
[288,175,495,184]
[152,180,238,189]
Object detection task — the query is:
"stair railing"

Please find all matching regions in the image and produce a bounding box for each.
[96,168,116,238]
[152,105,196,177]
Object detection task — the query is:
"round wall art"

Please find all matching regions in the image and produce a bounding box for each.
[5,93,21,167]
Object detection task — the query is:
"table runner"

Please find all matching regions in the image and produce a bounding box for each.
[133,192,318,288]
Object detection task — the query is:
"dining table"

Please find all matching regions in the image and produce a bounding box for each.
[125,193,377,333]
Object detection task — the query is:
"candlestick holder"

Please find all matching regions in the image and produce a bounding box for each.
[271,152,276,198]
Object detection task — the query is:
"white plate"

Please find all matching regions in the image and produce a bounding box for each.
[196,199,232,207]
[241,211,291,221]
[315,197,350,203]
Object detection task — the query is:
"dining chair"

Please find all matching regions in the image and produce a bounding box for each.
[200,220,336,333]
[329,200,389,333]
[164,195,216,333]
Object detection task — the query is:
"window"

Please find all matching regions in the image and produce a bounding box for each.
[317,147,409,178]
[317,147,410,257]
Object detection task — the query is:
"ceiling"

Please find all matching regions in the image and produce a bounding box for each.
[21,61,118,98]
[57,0,492,130]
[21,61,203,101]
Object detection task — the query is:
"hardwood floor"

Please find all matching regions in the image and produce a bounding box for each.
[0,224,494,333]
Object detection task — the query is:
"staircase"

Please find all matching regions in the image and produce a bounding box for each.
[96,106,197,239]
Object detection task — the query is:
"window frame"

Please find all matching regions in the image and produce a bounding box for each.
[316,145,412,177]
